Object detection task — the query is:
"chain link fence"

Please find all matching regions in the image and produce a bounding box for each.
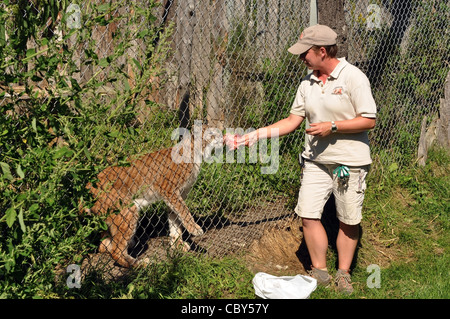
[0,0,449,293]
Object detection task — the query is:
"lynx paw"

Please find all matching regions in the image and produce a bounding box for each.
[191,226,204,236]
[170,237,191,252]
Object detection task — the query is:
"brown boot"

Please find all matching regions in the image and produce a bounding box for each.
[335,269,353,294]
[307,266,332,287]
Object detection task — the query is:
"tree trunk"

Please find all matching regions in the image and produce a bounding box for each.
[175,0,196,128]
[317,0,348,59]
[435,70,450,149]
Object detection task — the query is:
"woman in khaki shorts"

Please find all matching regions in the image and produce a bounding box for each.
[232,24,377,294]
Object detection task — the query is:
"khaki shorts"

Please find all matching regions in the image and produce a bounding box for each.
[295,160,369,225]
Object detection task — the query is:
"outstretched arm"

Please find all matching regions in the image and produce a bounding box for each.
[241,113,305,147]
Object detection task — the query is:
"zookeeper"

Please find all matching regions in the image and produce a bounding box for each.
[226,24,377,294]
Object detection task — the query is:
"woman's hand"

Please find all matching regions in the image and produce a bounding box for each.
[240,130,258,147]
[224,131,258,150]
[305,122,333,137]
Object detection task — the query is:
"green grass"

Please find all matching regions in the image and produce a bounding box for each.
[62,251,256,299]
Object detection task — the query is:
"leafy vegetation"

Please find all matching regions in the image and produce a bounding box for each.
[0,0,175,298]
[370,0,450,167]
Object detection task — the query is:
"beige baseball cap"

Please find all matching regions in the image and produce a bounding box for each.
[288,24,337,55]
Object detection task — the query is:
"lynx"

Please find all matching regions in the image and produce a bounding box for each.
[82,121,223,267]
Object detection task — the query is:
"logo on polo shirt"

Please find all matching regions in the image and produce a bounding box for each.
[332,86,343,95]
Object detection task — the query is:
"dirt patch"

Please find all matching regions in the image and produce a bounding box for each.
[190,196,295,258]
[244,216,307,276]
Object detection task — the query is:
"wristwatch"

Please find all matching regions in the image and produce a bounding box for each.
[331,121,338,133]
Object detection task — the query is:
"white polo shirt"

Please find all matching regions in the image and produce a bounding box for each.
[290,58,377,166]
